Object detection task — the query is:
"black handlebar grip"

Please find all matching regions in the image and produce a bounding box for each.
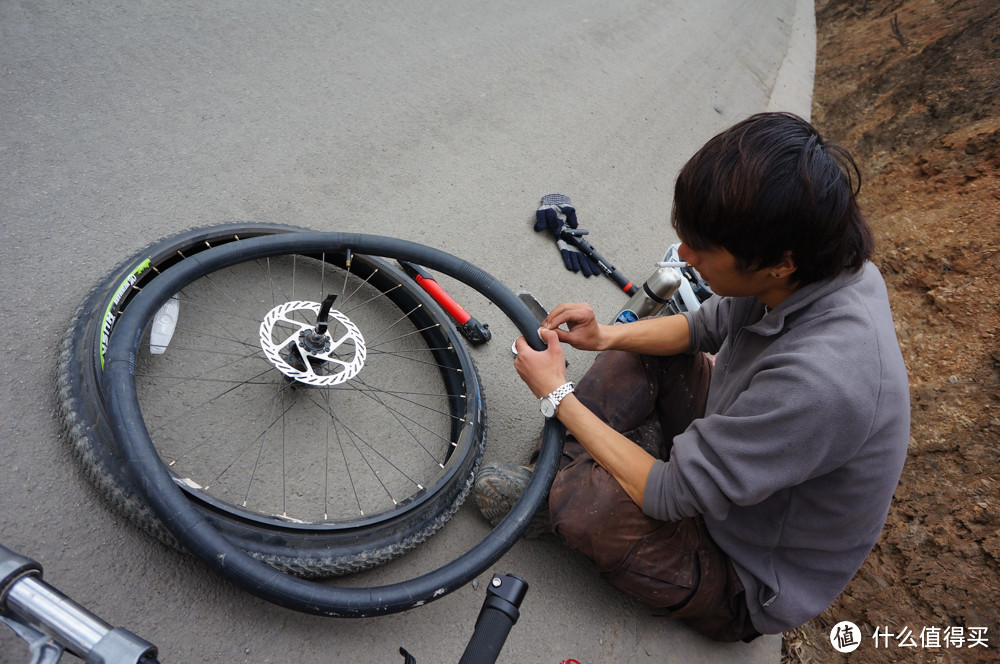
[457,574,528,664]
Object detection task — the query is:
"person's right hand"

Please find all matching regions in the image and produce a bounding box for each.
[542,302,608,351]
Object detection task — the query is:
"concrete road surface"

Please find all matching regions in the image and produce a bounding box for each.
[0,1,813,662]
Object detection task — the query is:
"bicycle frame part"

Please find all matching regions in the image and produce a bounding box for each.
[662,242,713,314]
[103,232,565,616]
[0,544,158,664]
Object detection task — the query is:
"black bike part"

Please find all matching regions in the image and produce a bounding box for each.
[458,316,492,344]
[314,293,339,335]
[104,232,564,616]
[58,223,306,549]
[58,223,487,578]
[457,574,528,664]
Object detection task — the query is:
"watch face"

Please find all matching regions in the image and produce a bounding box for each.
[540,397,556,418]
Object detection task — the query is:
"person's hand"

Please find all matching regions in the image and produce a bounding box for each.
[542,302,607,351]
[513,328,568,399]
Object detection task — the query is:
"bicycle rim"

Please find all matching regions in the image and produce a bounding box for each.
[130,249,483,539]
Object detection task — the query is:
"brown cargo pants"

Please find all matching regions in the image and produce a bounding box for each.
[542,349,760,643]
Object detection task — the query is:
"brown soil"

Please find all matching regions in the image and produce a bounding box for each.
[783,1,1000,662]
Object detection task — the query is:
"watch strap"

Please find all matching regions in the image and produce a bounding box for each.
[546,382,575,410]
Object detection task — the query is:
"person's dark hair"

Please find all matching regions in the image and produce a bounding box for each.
[671,112,874,286]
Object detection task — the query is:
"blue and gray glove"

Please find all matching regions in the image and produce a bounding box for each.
[534,194,601,277]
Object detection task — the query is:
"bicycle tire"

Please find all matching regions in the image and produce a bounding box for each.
[58,223,486,577]
[58,223,302,548]
[103,232,564,616]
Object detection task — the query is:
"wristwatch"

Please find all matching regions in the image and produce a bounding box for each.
[540,382,575,419]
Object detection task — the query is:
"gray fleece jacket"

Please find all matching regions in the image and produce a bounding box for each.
[642,262,909,634]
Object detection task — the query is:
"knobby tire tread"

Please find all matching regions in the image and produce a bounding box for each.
[57,223,307,550]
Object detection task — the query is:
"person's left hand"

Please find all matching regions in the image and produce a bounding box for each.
[513,328,568,398]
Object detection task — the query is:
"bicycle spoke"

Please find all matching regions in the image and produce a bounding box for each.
[143,369,282,464]
[328,379,465,425]
[347,374,451,466]
[243,381,295,510]
[308,393,426,504]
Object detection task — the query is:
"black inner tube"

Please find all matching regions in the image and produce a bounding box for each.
[103,232,564,616]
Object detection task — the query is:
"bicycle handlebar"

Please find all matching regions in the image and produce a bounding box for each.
[457,574,528,664]
[401,573,528,664]
[1,544,159,664]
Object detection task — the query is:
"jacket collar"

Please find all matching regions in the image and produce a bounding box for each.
[741,263,871,336]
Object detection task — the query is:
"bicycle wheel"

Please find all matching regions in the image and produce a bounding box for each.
[58,223,485,576]
[104,231,564,616]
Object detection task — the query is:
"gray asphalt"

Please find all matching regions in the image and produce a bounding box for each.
[0,1,813,662]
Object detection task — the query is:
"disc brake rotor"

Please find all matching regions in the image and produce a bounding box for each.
[259,300,367,386]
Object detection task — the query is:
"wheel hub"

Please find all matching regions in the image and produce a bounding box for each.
[259,300,366,386]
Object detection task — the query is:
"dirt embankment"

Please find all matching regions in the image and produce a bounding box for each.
[784,1,1000,662]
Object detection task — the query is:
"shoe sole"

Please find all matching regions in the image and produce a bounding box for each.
[473,463,549,538]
